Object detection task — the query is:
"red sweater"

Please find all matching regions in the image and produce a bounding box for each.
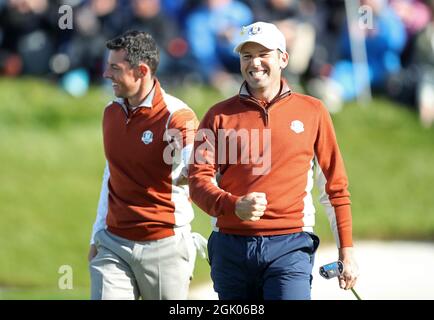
[103,80,198,241]
[189,81,352,248]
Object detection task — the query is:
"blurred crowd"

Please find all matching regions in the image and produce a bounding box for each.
[0,0,433,126]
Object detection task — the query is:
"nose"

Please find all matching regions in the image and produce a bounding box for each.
[103,69,111,79]
[252,56,261,67]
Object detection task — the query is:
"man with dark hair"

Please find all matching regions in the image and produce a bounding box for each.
[105,30,160,75]
[189,22,358,300]
[88,30,201,300]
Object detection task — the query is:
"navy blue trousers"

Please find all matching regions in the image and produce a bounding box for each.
[208,231,320,300]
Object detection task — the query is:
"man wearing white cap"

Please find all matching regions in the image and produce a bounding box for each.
[189,21,359,300]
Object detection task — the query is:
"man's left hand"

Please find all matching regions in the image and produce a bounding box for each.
[338,247,359,290]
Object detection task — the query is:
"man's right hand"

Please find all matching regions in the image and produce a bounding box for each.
[235,192,267,221]
[88,244,98,262]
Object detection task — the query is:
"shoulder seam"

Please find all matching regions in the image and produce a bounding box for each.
[162,91,194,115]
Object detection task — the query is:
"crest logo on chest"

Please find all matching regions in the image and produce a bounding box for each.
[141,130,153,144]
[290,120,304,134]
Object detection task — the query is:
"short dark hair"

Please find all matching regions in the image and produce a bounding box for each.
[106,30,159,76]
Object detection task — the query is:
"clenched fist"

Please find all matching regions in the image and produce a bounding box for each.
[235,192,267,221]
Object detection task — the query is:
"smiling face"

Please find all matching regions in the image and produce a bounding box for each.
[239,42,288,100]
[103,49,141,99]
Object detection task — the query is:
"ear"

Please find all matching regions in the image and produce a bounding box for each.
[279,51,289,69]
[136,63,150,78]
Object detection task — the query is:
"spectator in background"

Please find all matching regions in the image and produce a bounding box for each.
[414,5,434,127]
[185,0,254,94]
[308,0,407,113]
[306,1,347,82]
[160,0,189,23]
[385,0,434,128]
[390,0,431,68]
[56,0,128,96]
[390,0,431,39]
[63,0,126,78]
[409,0,434,127]
[0,0,58,76]
[127,0,191,83]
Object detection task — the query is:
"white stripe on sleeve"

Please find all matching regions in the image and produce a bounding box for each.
[90,162,109,245]
[315,157,341,248]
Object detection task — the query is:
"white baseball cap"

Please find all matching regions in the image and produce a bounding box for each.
[233,21,287,54]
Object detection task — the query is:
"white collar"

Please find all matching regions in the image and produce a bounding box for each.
[115,85,156,109]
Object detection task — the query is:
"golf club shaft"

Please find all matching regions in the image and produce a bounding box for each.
[351,288,362,300]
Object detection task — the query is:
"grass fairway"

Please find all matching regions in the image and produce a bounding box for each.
[0,78,433,299]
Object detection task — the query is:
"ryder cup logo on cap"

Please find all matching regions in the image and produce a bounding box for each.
[234,21,287,53]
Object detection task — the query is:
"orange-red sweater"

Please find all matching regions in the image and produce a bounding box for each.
[101,80,198,241]
[189,81,352,248]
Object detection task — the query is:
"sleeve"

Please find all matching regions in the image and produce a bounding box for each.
[90,162,109,245]
[314,102,353,248]
[167,108,199,180]
[168,108,199,148]
[188,111,240,217]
